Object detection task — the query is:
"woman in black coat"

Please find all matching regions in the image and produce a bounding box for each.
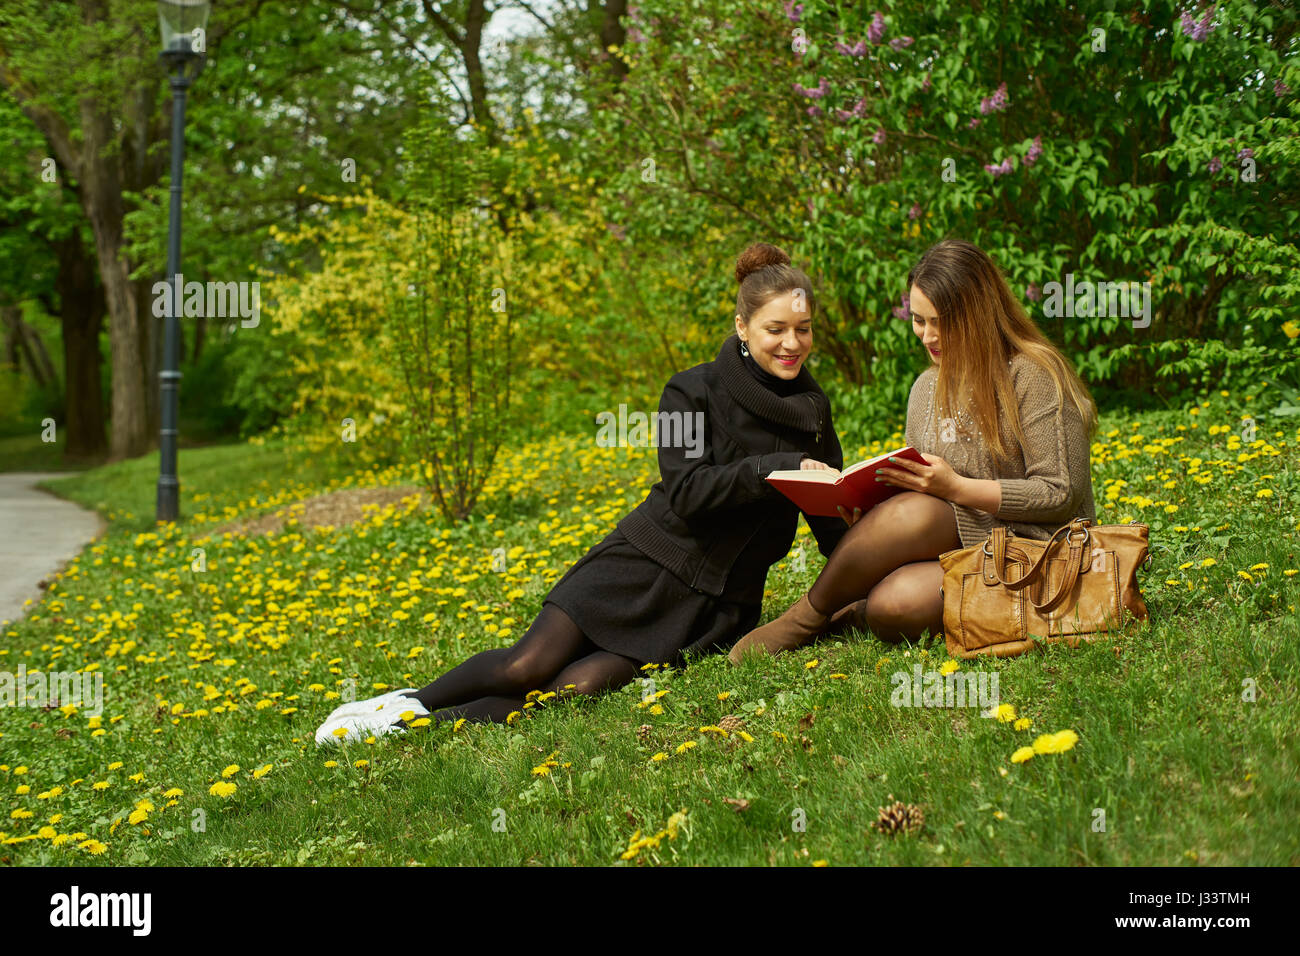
[315,242,850,744]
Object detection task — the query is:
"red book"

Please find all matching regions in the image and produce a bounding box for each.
[765,446,931,517]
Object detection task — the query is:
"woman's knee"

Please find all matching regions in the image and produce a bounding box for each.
[548,653,639,698]
[497,645,560,693]
[864,574,943,641]
[874,491,952,529]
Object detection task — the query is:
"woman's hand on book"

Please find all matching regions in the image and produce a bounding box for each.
[800,458,840,473]
[876,452,960,499]
[836,505,863,527]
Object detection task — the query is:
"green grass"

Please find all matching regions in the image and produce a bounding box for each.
[0,433,89,474]
[1,392,1298,866]
[37,437,350,532]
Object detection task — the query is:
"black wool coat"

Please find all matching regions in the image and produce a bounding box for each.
[617,334,850,606]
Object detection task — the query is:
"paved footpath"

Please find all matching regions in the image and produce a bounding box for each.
[0,473,104,626]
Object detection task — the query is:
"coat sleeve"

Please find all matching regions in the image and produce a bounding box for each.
[802,407,850,557]
[658,377,805,520]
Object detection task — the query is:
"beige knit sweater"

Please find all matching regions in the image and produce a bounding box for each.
[905,353,1097,548]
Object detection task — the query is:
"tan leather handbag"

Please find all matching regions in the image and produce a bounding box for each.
[938,518,1151,659]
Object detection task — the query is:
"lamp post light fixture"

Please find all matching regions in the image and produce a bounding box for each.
[155,0,210,523]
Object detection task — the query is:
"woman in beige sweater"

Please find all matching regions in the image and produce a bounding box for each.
[730,238,1097,661]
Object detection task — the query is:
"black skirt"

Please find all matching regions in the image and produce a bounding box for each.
[543,528,761,666]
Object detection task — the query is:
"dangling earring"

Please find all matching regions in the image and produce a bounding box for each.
[740,339,750,357]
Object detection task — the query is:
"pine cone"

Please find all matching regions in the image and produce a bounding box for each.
[873,800,925,836]
[719,715,744,733]
[636,724,653,742]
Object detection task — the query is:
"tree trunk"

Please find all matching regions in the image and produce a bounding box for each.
[134,273,162,445]
[54,235,108,459]
[79,99,150,461]
[0,305,57,389]
[593,0,630,81]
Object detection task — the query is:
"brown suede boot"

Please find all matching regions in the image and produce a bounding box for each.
[728,593,831,664]
[823,598,871,638]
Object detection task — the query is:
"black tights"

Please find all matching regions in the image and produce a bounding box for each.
[403,604,642,725]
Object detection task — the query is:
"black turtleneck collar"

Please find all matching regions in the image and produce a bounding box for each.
[742,344,805,397]
[715,334,825,434]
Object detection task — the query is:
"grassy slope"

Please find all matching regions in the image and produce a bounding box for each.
[1,395,1297,866]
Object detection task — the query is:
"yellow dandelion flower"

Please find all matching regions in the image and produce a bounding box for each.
[221,764,240,778]
[1010,747,1035,764]
[208,781,237,798]
[938,660,960,676]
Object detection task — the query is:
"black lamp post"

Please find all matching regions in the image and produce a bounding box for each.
[155,0,210,523]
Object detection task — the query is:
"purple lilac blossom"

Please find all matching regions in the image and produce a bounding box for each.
[868,11,886,44]
[979,82,1009,115]
[793,77,832,99]
[893,293,910,320]
[835,98,868,121]
[1180,4,1217,41]
[1023,135,1043,166]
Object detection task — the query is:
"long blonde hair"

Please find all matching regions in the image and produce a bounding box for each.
[907,239,1097,463]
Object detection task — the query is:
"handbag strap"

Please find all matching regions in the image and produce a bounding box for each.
[1028,529,1089,613]
[986,522,1068,589]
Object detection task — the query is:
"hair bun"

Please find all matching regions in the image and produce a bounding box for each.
[735,242,791,284]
